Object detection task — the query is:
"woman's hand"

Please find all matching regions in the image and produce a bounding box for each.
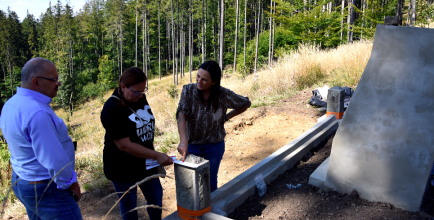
[177,111,189,162]
[177,143,188,162]
[156,153,174,166]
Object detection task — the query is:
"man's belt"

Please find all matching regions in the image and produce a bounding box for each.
[29,180,49,184]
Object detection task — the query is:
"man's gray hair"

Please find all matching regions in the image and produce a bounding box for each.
[21,58,55,83]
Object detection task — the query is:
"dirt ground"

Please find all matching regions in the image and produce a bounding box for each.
[228,136,434,220]
[4,90,433,219]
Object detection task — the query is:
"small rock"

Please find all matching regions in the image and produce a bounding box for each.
[245,120,252,125]
[351,203,356,207]
[349,189,359,198]
[317,189,323,194]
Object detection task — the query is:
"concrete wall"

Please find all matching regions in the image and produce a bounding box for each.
[325,25,434,211]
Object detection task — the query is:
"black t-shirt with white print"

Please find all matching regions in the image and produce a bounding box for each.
[101,89,157,182]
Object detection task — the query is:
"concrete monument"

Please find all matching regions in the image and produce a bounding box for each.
[325,24,434,211]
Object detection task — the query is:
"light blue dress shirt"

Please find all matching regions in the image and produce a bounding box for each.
[0,87,77,189]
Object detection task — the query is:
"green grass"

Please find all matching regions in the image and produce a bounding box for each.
[0,139,16,205]
[154,131,180,154]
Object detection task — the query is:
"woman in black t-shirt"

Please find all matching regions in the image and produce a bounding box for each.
[101,67,173,220]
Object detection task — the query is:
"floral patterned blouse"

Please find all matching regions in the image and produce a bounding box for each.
[176,84,251,144]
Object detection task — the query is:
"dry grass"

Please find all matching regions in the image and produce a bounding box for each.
[291,41,373,89]
[1,40,373,218]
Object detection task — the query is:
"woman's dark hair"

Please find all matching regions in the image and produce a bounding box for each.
[198,61,222,112]
[117,67,147,107]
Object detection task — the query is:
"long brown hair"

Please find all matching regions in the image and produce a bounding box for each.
[198,61,222,112]
[117,67,147,107]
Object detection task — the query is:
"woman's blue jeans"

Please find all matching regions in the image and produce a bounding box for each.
[11,170,82,220]
[188,141,225,192]
[111,178,163,220]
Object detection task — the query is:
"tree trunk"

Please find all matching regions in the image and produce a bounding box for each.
[254,0,261,74]
[214,0,218,61]
[244,0,247,72]
[217,0,221,64]
[272,1,276,62]
[117,23,120,76]
[176,0,180,85]
[234,0,239,73]
[361,0,365,39]
[120,10,123,74]
[411,0,416,26]
[144,1,148,78]
[268,0,273,67]
[189,0,193,83]
[167,20,170,74]
[142,13,145,72]
[181,13,185,78]
[347,0,356,43]
[219,0,225,71]
[7,48,13,96]
[171,0,175,84]
[167,20,169,76]
[204,0,207,61]
[135,1,138,66]
[340,0,345,41]
[396,0,402,25]
[158,0,161,80]
[202,0,205,63]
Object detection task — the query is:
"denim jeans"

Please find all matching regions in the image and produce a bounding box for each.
[111,178,163,220]
[11,170,82,220]
[188,141,225,192]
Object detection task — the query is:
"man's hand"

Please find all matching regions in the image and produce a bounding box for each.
[69,182,81,202]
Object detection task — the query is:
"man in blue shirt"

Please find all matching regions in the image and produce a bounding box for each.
[0,58,82,219]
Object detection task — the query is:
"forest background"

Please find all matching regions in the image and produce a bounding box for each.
[0,0,434,214]
[0,0,433,115]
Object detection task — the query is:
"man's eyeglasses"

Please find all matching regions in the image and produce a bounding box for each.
[127,87,148,96]
[36,76,60,84]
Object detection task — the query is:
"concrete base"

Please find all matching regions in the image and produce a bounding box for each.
[308,157,331,191]
[164,115,339,219]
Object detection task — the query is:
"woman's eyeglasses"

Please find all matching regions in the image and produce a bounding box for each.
[127,87,148,96]
[36,76,60,84]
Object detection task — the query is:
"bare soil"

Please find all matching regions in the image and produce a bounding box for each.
[5,90,433,219]
[228,136,434,220]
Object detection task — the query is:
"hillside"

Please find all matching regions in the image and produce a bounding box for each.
[1,41,373,219]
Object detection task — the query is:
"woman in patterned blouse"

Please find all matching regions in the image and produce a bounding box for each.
[176,60,251,192]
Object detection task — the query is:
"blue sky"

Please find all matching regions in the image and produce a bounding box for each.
[0,0,86,21]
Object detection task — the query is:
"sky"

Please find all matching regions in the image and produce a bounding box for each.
[0,0,86,21]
